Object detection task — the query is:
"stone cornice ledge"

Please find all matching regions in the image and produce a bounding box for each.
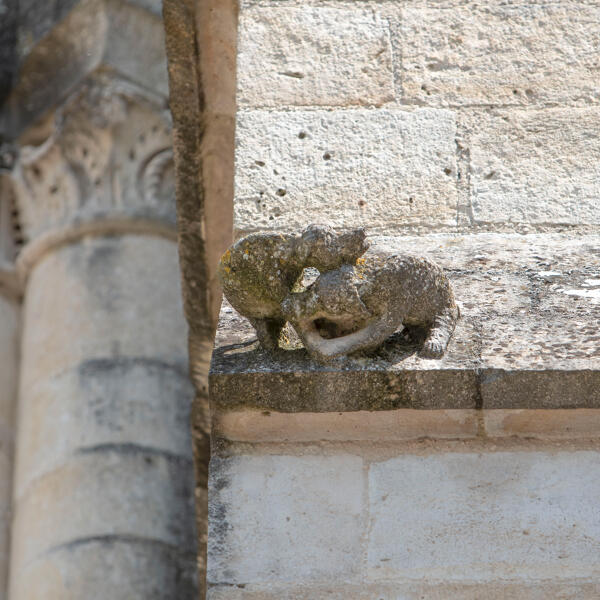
[210,233,600,419]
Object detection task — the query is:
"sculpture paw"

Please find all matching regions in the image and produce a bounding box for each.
[420,339,445,359]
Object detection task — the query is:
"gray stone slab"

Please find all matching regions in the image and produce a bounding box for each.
[211,233,600,412]
[207,455,364,584]
[368,451,600,580]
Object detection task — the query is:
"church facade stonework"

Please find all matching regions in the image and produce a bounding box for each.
[1,0,600,599]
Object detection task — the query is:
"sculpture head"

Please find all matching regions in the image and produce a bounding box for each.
[296,224,369,271]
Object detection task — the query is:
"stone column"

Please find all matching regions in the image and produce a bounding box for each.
[7,79,197,599]
[0,183,19,600]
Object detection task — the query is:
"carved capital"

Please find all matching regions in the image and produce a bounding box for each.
[6,75,176,256]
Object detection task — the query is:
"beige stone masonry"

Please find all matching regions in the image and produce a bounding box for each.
[208,445,600,595]
[484,409,600,440]
[213,409,479,442]
[235,2,600,233]
[214,408,600,443]
[209,231,600,595]
[235,108,458,234]
[238,6,394,108]
[467,107,600,226]
[208,455,364,584]
[402,4,600,108]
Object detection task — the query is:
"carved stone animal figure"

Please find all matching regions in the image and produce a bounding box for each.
[219,225,369,349]
[282,253,459,361]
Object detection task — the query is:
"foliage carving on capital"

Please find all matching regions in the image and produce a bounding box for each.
[7,77,176,245]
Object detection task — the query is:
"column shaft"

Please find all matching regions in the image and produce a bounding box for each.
[0,289,18,600]
[8,234,197,599]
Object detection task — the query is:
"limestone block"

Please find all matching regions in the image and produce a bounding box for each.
[9,537,196,600]
[237,6,394,107]
[10,450,195,569]
[484,409,600,440]
[13,357,194,498]
[469,108,600,225]
[235,109,458,234]
[402,4,600,107]
[369,451,600,581]
[19,235,188,394]
[207,455,364,584]
[213,409,479,443]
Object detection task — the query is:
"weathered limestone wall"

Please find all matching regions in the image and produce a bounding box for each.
[208,444,600,599]
[234,0,600,236]
[207,2,600,597]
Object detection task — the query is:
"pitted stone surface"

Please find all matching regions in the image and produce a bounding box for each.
[468,108,600,226]
[211,233,600,412]
[238,6,394,107]
[402,4,600,107]
[234,108,458,234]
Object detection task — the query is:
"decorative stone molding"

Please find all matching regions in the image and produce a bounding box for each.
[5,74,176,275]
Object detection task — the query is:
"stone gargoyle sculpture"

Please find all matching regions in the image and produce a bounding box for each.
[219,225,459,363]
